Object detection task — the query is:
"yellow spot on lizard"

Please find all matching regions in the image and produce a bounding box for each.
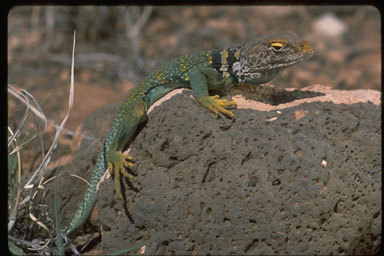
[268,39,288,45]
[221,49,228,65]
[270,42,285,48]
[235,49,240,59]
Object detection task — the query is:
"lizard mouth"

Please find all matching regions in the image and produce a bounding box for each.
[238,51,313,84]
[272,55,312,68]
[259,48,314,71]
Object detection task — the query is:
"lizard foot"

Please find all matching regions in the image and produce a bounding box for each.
[198,95,237,119]
[107,151,134,198]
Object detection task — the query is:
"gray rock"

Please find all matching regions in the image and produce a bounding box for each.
[98,89,381,255]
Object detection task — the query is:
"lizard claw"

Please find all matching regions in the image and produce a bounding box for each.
[198,95,237,119]
[108,151,135,198]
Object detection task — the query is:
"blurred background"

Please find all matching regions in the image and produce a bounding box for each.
[7,5,381,171]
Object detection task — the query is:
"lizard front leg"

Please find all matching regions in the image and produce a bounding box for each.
[106,98,148,198]
[188,67,237,119]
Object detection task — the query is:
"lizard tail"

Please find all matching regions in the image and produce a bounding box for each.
[65,147,108,236]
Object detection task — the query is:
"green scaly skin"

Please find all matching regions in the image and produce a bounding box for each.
[65,32,313,236]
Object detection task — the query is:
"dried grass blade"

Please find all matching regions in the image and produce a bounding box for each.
[24,31,76,189]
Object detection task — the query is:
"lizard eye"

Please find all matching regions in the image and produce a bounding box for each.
[270,42,285,52]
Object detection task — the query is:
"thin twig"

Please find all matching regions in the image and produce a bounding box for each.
[47,52,123,65]
[8,134,38,155]
[19,89,47,165]
[24,31,76,189]
[7,86,31,146]
[8,84,48,129]
[129,6,153,39]
[7,128,22,232]
[68,174,91,186]
[42,6,55,50]
[9,84,94,141]
[22,89,48,131]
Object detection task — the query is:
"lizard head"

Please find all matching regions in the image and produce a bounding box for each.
[232,32,314,85]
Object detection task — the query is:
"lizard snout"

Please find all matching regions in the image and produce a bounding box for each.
[299,41,314,58]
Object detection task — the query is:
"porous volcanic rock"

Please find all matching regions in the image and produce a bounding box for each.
[97,86,381,255]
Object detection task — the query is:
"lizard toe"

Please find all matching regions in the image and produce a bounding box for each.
[108,151,135,197]
[113,167,123,199]
[215,98,237,108]
[198,95,236,119]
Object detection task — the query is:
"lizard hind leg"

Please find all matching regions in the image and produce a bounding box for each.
[106,98,148,198]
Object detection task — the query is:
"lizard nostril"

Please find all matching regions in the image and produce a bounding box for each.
[301,41,312,50]
[300,41,314,57]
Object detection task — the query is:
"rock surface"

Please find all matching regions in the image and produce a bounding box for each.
[94,86,381,255]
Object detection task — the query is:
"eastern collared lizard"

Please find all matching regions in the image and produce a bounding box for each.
[65,32,313,235]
